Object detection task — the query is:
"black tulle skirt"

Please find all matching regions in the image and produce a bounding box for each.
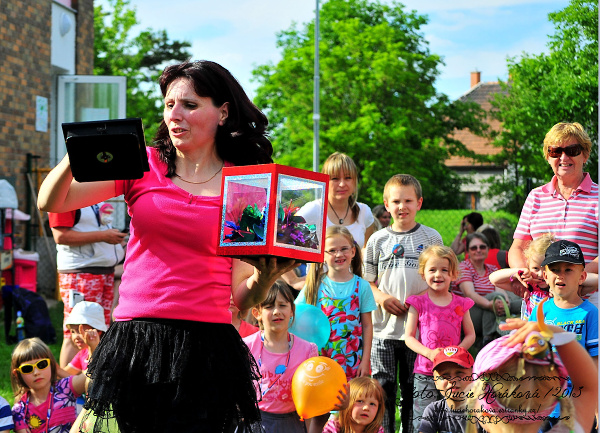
[82,319,263,433]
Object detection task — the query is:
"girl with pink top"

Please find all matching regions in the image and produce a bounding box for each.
[38,60,297,433]
[405,245,475,433]
[11,338,87,433]
[244,281,319,433]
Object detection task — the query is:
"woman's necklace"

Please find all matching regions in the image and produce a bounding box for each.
[174,162,223,185]
[329,201,350,224]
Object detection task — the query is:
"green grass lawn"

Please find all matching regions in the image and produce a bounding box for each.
[0,300,64,404]
[417,209,519,253]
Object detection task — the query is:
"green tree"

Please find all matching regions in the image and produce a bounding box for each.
[488,0,598,213]
[252,0,487,209]
[94,0,192,142]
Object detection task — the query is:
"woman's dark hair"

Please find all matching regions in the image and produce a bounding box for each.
[477,224,501,249]
[464,212,484,231]
[154,60,273,175]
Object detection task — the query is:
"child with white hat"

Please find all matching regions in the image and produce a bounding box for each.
[62,301,107,377]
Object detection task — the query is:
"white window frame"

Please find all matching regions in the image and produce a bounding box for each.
[53,75,126,167]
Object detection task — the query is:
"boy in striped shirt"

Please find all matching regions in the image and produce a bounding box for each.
[365,174,443,433]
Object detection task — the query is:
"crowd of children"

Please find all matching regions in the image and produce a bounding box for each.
[3,170,598,433]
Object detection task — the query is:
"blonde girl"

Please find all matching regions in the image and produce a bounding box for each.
[297,226,376,380]
[467,308,597,433]
[322,377,386,433]
[282,152,376,290]
[405,245,476,432]
[11,337,86,433]
[297,152,376,249]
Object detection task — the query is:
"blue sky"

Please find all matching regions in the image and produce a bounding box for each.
[99,0,569,100]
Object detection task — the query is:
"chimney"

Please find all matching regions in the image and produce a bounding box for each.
[471,71,481,88]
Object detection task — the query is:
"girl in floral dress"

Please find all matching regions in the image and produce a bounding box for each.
[11,338,87,433]
[296,226,376,380]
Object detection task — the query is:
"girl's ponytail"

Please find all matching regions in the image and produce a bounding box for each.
[305,262,325,306]
[351,240,363,278]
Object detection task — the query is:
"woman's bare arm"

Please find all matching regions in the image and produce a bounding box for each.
[38,154,117,212]
[231,257,298,311]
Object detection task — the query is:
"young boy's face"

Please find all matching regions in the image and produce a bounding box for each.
[67,324,94,350]
[433,362,472,402]
[543,262,586,299]
[384,185,422,230]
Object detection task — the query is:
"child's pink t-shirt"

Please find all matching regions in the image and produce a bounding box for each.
[68,347,89,372]
[405,292,474,375]
[243,331,318,414]
[12,377,81,433]
[113,148,233,323]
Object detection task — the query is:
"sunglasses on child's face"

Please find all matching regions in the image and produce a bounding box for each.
[16,358,50,374]
[547,144,583,158]
[469,245,488,252]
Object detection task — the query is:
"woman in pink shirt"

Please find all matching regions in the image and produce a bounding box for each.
[38,60,297,433]
[509,122,598,277]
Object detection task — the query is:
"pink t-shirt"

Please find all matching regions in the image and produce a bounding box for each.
[405,292,474,375]
[514,174,598,263]
[68,347,89,372]
[113,148,233,323]
[453,260,499,297]
[12,377,81,433]
[243,332,318,414]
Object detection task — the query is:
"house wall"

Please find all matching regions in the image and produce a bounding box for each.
[74,0,94,74]
[0,0,93,203]
[454,168,505,210]
[1,0,94,296]
[0,0,52,201]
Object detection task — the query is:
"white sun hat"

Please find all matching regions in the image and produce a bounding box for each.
[65,301,108,332]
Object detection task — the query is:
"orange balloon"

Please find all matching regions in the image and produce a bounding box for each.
[291,356,348,420]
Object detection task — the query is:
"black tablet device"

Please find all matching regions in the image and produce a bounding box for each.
[62,118,149,182]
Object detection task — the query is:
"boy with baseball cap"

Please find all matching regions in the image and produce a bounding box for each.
[529,240,597,358]
[528,240,598,428]
[418,346,482,433]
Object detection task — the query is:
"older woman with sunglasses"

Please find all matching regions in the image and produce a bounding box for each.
[509,123,598,285]
[454,233,519,346]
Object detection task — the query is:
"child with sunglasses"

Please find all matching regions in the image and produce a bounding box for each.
[11,337,87,433]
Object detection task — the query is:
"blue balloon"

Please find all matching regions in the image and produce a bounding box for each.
[290,304,331,350]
